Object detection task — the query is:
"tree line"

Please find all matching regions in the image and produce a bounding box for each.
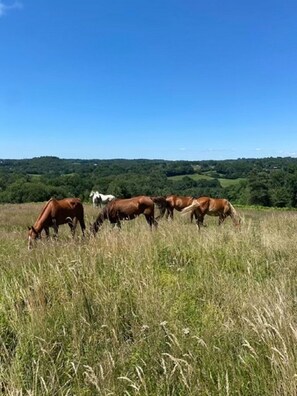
[0,156,297,208]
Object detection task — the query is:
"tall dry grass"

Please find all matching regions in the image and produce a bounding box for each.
[0,203,296,395]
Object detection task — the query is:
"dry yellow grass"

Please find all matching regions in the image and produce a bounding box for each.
[0,203,296,395]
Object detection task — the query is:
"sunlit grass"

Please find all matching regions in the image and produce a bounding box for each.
[0,203,296,395]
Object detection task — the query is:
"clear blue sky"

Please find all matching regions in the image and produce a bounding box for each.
[1,0,297,160]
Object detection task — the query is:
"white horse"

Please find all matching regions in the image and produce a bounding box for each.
[90,191,101,207]
[97,193,116,206]
[89,191,115,207]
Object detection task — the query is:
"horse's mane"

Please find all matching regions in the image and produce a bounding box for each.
[228,201,240,221]
[101,203,111,218]
[94,205,106,223]
[35,198,55,222]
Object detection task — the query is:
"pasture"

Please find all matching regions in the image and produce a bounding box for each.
[168,173,246,188]
[0,203,296,395]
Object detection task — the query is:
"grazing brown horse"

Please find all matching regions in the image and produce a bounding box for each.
[91,195,159,234]
[28,198,86,249]
[157,195,196,222]
[182,196,240,230]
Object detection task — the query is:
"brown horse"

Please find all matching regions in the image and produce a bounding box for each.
[28,198,86,249]
[157,195,196,222]
[91,195,159,234]
[182,196,240,230]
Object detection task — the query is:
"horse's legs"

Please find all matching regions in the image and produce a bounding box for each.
[79,218,86,237]
[145,215,158,230]
[44,227,50,238]
[195,214,204,230]
[166,207,174,220]
[52,218,59,238]
[192,210,200,225]
[68,217,78,237]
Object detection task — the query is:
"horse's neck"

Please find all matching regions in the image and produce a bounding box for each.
[34,203,53,232]
[96,211,106,225]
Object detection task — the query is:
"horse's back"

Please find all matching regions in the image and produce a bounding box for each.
[60,197,81,206]
[209,198,229,211]
[169,195,194,211]
[196,197,230,215]
[177,196,193,209]
[49,198,84,222]
[107,196,154,218]
[106,196,137,214]
[99,193,115,202]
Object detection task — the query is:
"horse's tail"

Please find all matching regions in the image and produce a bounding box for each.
[181,200,200,215]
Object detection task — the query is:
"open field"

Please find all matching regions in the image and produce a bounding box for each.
[168,174,246,188]
[0,203,297,395]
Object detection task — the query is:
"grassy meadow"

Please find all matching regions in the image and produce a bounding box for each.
[0,202,297,395]
[167,174,246,188]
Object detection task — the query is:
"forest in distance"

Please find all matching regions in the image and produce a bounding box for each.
[1,156,297,208]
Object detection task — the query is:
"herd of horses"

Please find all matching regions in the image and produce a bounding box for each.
[27,191,241,249]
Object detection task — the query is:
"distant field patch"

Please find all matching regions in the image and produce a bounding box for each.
[168,173,246,187]
[218,177,246,187]
[169,173,213,181]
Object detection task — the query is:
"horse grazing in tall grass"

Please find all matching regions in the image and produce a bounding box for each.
[90,191,115,207]
[91,196,159,234]
[182,196,240,230]
[28,198,86,249]
[157,195,196,222]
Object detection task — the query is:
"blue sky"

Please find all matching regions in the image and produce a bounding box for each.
[1,0,297,160]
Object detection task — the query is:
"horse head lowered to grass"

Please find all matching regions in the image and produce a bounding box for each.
[182,196,241,230]
[90,195,164,234]
[28,198,86,249]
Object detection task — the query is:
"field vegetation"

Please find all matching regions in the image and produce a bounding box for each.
[0,202,296,395]
[168,174,246,188]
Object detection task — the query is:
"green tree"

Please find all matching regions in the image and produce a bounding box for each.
[247,171,271,206]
